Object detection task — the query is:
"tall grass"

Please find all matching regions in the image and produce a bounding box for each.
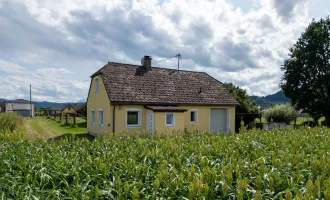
[0,112,23,133]
[1,128,330,199]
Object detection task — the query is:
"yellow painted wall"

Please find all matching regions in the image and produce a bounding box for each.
[87,75,112,135]
[181,106,236,133]
[114,105,147,134]
[154,112,185,135]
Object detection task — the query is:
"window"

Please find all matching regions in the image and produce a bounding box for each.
[91,110,95,125]
[190,109,198,123]
[95,78,99,94]
[126,109,141,127]
[98,109,103,126]
[165,113,175,127]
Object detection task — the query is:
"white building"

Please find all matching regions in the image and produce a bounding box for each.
[0,99,35,117]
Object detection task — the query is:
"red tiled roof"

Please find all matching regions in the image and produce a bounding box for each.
[92,62,239,106]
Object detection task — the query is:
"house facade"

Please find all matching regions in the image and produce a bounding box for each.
[87,56,239,136]
[61,104,86,117]
[51,104,86,117]
[0,99,35,117]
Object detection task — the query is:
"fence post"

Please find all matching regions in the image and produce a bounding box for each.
[259,114,262,130]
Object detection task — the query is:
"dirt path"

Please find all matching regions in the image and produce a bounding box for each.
[24,118,58,139]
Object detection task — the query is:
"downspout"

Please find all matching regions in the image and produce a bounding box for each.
[112,105,116,134]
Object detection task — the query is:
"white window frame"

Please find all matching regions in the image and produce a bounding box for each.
[165,113,175,127]
[98,109,104,127]
[126,108,142,128]
[190,109,198,124]
[94,78,99,94]
[91,109,95,126]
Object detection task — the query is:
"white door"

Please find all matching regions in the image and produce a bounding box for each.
[210,108,228,133]
[146,111,154,134]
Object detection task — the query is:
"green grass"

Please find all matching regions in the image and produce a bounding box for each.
[21,116,87,139]
[1,128,330,199]
[41,116,86,135]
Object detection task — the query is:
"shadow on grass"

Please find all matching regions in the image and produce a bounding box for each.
[60,122,86,128]
[77,121,86,128]
[50,133,95,141]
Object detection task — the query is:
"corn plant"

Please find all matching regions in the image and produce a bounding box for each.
[1,128,330,199]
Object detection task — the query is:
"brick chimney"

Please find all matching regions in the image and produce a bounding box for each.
[141,55,152,71]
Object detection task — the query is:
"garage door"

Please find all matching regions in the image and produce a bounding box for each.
[210,108,228,132]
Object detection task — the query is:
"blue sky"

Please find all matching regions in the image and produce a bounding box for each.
[0,0,329,102]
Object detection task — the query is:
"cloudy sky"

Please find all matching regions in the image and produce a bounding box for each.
[0,0,329,102]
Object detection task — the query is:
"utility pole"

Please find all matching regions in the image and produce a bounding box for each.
[30,84,32,118]
[176,54,181,70]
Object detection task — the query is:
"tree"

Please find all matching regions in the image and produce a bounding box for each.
[263,104,299,124]
[280,16,330,126]
[224,83,260,131]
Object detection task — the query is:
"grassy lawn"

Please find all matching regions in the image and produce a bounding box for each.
[23,116,87,139]
[41,116,86,134]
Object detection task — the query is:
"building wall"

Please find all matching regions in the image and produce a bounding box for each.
[6,103,13,112]
[87,75,112,135]
[154,112,185,135]
[111,105,234,134]
[88,101,235,135]
[113,105,147,134]
[8,103,35,117]
[182,105,236,133]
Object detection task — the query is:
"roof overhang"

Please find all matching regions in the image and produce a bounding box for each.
[111,101,239,106]
[145,106,188,112]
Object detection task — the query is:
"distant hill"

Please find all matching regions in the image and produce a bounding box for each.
[35,101,86,109]
[251,91,290,108]
[35,101,63,109]
[77,98,86,103]
[0,99,85,109]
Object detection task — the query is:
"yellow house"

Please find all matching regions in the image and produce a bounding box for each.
[87,56,239,136]
[60,104,86,117]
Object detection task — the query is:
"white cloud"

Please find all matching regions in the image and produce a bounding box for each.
[0,0,321,102]
[0,60,26,73]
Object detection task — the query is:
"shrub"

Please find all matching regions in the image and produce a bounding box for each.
[304,120,318,127]
[0,112,23,133]
[263,104,299,124]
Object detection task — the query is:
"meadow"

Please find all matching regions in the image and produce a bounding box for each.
[1,122,330,199]
[0,112,87,139]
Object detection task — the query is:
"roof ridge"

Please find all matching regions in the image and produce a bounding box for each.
[106,61,208,74]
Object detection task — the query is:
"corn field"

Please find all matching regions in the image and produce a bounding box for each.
[1,128,330,199]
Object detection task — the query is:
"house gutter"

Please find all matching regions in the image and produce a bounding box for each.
[112,105,116,134]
